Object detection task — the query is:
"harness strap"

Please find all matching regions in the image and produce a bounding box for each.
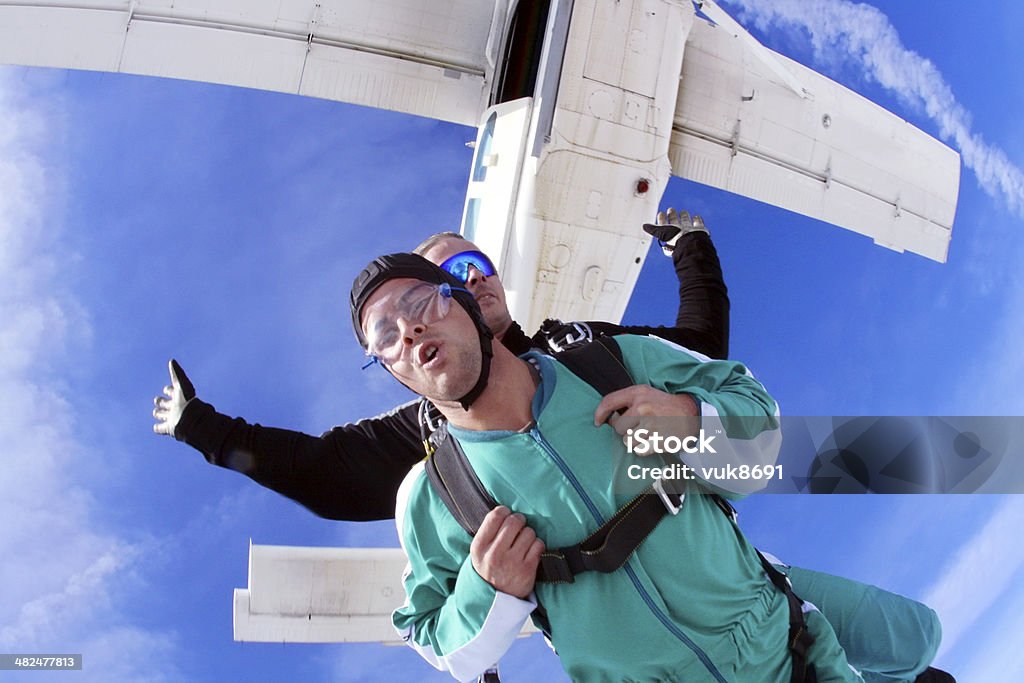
[423,422,497,536]
[551,334,631,397]
[756,551,818,683]
[537,484,683,584]
[717,493,817,683]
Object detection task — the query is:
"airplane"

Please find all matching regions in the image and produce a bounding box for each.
[0,0,961,657]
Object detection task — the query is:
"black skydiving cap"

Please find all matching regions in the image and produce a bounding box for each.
[349,252,494,410]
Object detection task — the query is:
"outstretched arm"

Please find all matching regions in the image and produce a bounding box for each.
[541,209,729,359]
[590,208,730,359]
[152,359,425,521]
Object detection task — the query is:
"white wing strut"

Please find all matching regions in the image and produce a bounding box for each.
[695,0,810,100]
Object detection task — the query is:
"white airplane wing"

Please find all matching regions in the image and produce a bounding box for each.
[670,1,959,262]
[0,0,495,126]
[233,543,406,643]
[233,543,538,643]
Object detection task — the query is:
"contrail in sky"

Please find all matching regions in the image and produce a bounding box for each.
[724,0,1024,217]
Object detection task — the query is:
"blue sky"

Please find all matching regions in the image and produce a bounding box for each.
[1,0,1022,681]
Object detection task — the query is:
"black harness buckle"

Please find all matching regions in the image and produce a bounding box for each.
[543,320,595,353]
[653,478,683,515]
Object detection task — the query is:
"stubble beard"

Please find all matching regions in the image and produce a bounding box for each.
[426,342,482,406]
[479,300,511,338]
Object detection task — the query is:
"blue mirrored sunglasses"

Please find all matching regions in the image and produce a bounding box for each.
[438,250,496,283]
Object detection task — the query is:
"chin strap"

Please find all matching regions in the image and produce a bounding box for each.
[455,324,493,410]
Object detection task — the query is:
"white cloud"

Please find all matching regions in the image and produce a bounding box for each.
[75,626,186,683]
[0,545,135,647]
[920,496,1024,660]
[950,575,1024,682]
[724,0,1024,217]
[0,69,180,679]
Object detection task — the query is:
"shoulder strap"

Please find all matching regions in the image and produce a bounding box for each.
[551,334,632,397]
[423,422,497,536]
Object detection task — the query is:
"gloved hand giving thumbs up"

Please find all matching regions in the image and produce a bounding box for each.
[152,359,196,439]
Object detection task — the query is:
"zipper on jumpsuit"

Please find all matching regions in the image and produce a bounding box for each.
[527,426,729,683]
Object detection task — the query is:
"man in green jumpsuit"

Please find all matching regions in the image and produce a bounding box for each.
[352,252,863,683]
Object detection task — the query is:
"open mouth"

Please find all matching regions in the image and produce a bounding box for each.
[419,343,440,366]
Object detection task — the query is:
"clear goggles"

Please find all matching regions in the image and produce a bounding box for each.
[362,282,467,367]
[438,250,496,283]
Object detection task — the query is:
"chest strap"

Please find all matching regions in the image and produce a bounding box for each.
[536,479,683,583]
